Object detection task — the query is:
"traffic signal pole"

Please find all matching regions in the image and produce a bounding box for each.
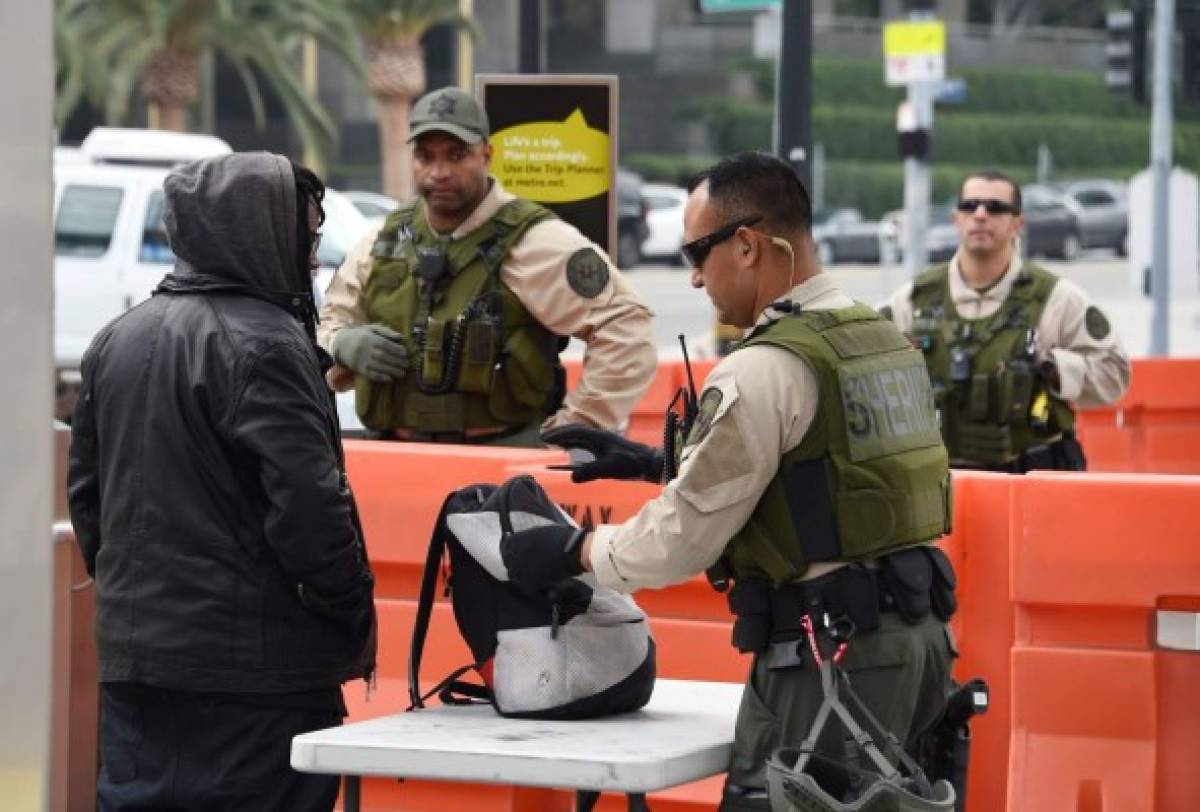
[519,0,544,74]
[774,0,813,192]
[902,81,933,279]
[1150,0,1174,355]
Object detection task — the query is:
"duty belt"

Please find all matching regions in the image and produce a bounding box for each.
[727,546,958,670]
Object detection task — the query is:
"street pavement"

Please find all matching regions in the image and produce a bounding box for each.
[614,254,1200,359]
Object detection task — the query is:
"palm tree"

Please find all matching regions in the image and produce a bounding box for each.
[342,0,476,199]
[55,0,362,166]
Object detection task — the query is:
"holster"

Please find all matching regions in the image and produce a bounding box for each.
[917,678,989,812]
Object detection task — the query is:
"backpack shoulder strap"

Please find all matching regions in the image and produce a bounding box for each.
[407,490,457,711]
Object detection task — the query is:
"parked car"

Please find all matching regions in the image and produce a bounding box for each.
[639,182,687,264]
[924,203,959,262]
[1055,179,1128,256]
[882,204,958,264]
[1021,185,1082,260]
[53,128,372,420]
[616,169,650,269]
[812,207,884,264]
[342,190,399,227]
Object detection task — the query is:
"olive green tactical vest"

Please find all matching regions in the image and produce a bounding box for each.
[356,197,563,432]
[712,304,951,587]
[907,263,1074,468]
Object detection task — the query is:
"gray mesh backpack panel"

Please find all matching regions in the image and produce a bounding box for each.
[408,475,656,719]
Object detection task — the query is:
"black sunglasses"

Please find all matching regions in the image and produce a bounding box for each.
[681,214,763,268]
[957,198,1020,216]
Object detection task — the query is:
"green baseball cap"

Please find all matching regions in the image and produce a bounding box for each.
[408,87,489,145]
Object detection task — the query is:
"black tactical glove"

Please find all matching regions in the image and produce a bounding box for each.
[541,425,665,484]
[1037,359,1061,392]
[332,324,409,383]
[499,524,587,593]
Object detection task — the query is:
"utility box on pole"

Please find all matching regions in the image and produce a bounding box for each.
[884,17,944,278]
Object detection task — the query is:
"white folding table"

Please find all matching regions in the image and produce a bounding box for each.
[291,678,743,811]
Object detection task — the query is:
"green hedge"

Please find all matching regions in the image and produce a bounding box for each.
[822,162,1035,218]
[725,56,1200,120]
[825,161,1147,217]
[688,100,1200,172]
[624,153,716,187]
[626,153,1145,219]
[819,108,1200,169]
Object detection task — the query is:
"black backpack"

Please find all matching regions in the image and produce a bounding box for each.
[408,475,656,719]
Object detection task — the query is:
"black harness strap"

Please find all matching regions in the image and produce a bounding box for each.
[407,491,455,711]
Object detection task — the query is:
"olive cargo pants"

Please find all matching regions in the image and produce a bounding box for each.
[719,613,956,811]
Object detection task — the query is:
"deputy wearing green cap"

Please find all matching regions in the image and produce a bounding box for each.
[318,87,656,444]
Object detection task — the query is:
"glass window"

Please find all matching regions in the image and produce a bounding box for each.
[353,199,392,218]
[1076,190,1114,207]
[55,185,123,257]
[645,195,680,212]
[139,191,175,264]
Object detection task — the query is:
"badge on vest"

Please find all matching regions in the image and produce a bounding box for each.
[566,248,609,299]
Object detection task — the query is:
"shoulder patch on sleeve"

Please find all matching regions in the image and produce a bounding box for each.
[1085,305,1110,340]
[686,388,723,448]
[566,247,610,299]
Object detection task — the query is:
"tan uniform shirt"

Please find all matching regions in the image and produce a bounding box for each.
[317,179,657,431]
[589,274,855,593]
[882,253,1131,407]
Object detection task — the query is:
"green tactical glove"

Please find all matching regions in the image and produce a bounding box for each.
[332,324,409,383]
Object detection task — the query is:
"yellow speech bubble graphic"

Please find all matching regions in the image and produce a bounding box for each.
[491,109,610,203]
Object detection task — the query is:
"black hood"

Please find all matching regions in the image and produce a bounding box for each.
[162,151,303,294]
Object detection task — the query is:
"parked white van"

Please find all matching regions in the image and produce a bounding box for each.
[53,128,371,419]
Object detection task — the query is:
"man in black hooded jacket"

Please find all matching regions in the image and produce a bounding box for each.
[68,152,376,811]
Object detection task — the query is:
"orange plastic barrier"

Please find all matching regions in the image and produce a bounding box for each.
[935,472,1016,812]
[339,439,1200,811]
[1074,358,1200,473]
[1007,473,1200,812]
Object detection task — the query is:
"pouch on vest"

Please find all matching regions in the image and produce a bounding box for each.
[956,422,1013,465]
[420,318,447,387]
[1000,360,1035,424]
[408,475,656,720]
[727,579,771,653]
[459,315,499,394]
[924,547,957,622]
[877,547,934,624]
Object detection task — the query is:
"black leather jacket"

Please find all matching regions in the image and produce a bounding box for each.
[67,153,376,693]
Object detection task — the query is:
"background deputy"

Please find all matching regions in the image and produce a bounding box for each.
[318,87,656,446]
[881,170,1130,472]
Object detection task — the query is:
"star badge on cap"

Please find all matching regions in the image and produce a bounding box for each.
[430,94,457,120]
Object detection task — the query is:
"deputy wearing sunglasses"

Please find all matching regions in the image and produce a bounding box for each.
[506,152,958,810]
[880,170,1130,472]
